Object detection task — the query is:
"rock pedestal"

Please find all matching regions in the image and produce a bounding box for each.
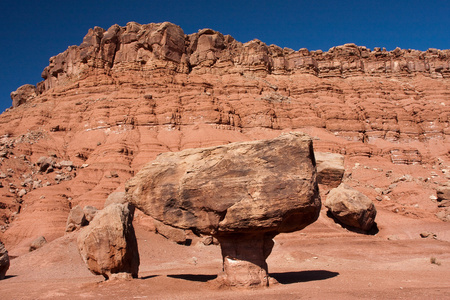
[216,233,275,287]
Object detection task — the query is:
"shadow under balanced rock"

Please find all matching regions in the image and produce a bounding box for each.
[126,132,321,287]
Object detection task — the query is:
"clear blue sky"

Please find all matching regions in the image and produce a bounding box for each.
[1,0,449,112]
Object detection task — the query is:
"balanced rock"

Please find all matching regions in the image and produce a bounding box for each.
[325,183,377,231]
[0,241,10,279]
[315,152,345,188]
[77,203,139,279]
[126,132,321,287]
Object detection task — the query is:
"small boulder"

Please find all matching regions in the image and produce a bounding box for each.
[325,183,377,232]
[29,236,47,251]
[65,205,88,232]
[17,189,27,197]
[36,156,55,173]
[77,203,139,279]
[32,180,42,189]
[0,241,10,279]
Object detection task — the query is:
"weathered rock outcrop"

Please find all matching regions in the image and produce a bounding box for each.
[30,22,450,94]
[325,184,377,231]
[10,84,37,108]
[77,203,139,279]
[126,132,321,287]
[0,241,9,279]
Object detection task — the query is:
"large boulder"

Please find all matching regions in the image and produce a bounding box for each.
[126,132,321,287]
[0,241,10,279]
[315,152,345,188]
[325,183,377,231]
[77,203,139,279]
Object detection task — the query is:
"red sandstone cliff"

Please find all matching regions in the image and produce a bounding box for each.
[1,22,449,254]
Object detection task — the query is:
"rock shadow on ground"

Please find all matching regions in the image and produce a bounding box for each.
[270,270,339,284]
[326,211,379,235]
[167,274,218,282]
[139,274,158,280]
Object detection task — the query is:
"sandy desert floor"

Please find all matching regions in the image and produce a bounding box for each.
[1,206,450,300]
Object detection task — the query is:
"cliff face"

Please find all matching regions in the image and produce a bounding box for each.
[36,21,450,92]
[1,22,450,253]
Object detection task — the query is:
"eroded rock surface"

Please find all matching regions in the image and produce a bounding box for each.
[77,203,139,279]
[126,132,321,287]
[10,84,37,108]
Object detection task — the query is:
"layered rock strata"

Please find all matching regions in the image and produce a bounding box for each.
[0,21,449,253]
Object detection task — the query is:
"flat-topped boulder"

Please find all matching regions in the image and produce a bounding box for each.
[126,132,321,287]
